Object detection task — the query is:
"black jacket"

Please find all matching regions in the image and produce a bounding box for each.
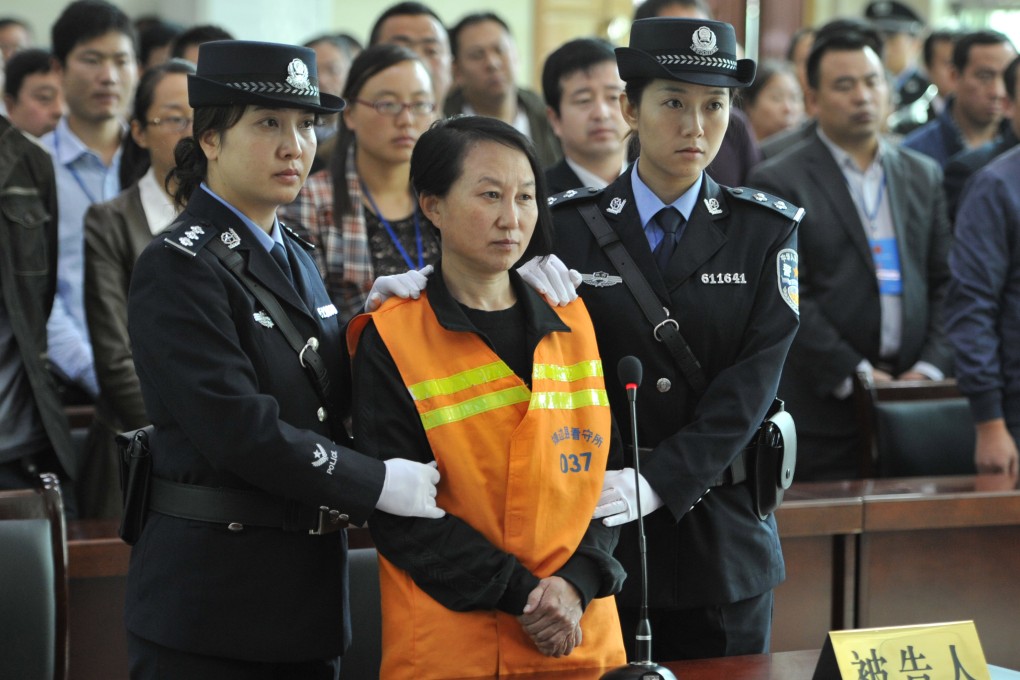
[550,169,800,608]
[125,186,386,662]
[0,116,74,474]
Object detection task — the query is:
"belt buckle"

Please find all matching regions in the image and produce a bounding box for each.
[310,506,349,535]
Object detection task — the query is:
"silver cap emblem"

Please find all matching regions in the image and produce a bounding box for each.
[691,26,719,56]
[286,58,311,89]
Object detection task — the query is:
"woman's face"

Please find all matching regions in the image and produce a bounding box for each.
[747,71,803,142]
[344,59,435,166]
[201,105,317,225]
[131,72,192,178]
[421,140,537,276]
[623,78,729,198]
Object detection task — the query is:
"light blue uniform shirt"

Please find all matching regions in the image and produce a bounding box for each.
[630,160,703,251]
[41,117,123,397]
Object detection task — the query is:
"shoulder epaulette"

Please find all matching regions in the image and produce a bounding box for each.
[546,186,603,209]
[727,187,805,224]
[282,223,316,250]
[162,221,218,257]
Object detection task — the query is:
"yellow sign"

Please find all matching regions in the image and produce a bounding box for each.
[814,621,990,680]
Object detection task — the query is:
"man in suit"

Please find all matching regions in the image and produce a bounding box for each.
[749,23,953,481]
[443,12,561,168]
[541,38,627,194]
[943,54,1020,222]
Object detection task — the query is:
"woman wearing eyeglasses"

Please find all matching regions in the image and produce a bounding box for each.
[280,44,440,318]
[77,59,195,518]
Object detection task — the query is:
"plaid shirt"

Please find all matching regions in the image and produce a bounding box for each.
[279,145,372,320]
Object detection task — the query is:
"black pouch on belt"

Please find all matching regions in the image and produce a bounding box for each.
[116,425,154,545]
[748,400,797,520]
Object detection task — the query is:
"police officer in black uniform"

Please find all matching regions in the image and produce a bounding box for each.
[125,41,443,679]
[549,18,801,659]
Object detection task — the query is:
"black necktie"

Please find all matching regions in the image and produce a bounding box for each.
[270,242,295,286]
[653,207,684,271]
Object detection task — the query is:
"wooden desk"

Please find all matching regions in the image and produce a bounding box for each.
[506,650,823,679]
[855,475,1020,669]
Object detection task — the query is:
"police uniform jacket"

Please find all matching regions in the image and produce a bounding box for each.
[0,116,75,474]
[125,186,386,662]
[550,169,801,609]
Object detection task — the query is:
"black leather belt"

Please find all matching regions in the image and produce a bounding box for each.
[149,478,349,534]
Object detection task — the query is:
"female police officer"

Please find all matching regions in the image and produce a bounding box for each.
[550,18,802,659]
[124,41,442,678]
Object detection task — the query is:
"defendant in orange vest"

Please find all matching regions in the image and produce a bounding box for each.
[348,116,627,678]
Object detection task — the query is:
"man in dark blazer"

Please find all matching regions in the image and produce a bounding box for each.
[749,24,953,481]
[541,38,627,194]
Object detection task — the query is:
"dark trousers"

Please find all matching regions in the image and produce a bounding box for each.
[617,590,773,662]
[128,632,341,680]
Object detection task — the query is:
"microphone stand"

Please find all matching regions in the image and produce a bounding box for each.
[601,372,676,680]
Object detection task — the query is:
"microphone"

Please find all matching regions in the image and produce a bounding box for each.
[601,357,676,680]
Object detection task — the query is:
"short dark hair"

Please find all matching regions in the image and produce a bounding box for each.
[806,20,884,89]
[633,0,712,21]
[369,2,445,46]
[138,20,183,67]
[3,48,51,99]
[51,0,135,66]
[120,59,197,189]
[952,29,1013,73]
[541,38,616,114]
[304,33,362,60]
[786,27,815,62]
[170,24,233,60]
[411,116,554,261]
[0,16,31,37]
[922,29,958,70]
[1005,54,1020,101]
[449,12,510,60]
[742,59,797,108]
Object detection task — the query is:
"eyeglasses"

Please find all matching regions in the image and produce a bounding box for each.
[354,99,436,117]
[147,115,193,132]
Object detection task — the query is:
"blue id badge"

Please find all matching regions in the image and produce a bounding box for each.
[870,237,902,295]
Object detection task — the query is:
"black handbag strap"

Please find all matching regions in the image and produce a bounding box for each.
[206,239,339,428]
[577,202,708,394]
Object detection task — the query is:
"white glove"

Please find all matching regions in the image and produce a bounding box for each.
[365,265,434,312]
[592,468,664,527]
[376,459,445,519]
[516,255,582,306]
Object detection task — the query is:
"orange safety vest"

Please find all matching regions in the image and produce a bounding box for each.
[348,293,625,678]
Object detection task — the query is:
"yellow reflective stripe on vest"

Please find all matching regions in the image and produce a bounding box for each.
[530,389,609,411]
[532,360,604,382]
[420,385,532,430]
[408,361,514,401]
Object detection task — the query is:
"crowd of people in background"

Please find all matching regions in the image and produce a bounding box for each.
[3,0,1020,672]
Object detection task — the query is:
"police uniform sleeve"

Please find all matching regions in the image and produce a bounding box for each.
[353,320,543,615]
[128,239,385,525]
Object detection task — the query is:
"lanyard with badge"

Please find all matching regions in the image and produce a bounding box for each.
[848,170,901,295]
[52,125,112,205]
[360,181,424,270]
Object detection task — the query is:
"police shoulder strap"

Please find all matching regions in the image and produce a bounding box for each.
[576,202,708,395]
[205,238,335,410]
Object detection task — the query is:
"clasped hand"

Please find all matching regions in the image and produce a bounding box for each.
[518,577,583,657]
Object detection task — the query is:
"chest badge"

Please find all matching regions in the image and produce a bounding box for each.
[606,197,627,215]
[581,271,623,287]
[253,311,274,328]
[704,197,722,215]
[221,229,241,249]
[317,304,338,319]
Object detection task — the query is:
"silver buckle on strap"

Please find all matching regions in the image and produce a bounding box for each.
[653,308,679,342]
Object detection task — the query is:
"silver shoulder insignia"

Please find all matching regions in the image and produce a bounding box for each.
[753,192,768,202]
[606,197,627,215]
[178,236,194,247]
[564,189,577,198]
[221,229,241,249]
[581,271,623,287]
[774,200,788,210]
[547,196,557,205]
[704,197,722,215]
[253,311,274,328]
